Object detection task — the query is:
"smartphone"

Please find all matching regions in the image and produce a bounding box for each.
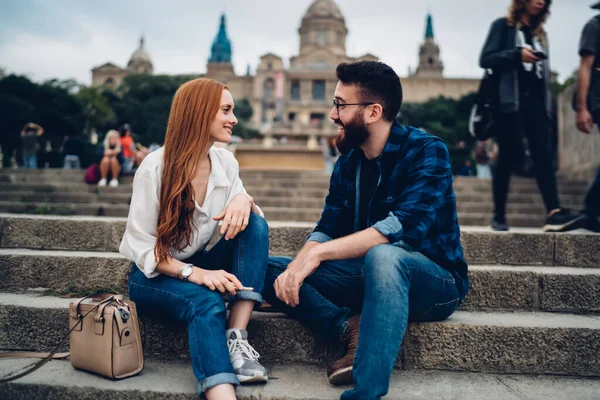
[532,51,547,60]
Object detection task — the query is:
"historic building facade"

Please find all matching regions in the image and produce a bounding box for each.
[91,0,479,147]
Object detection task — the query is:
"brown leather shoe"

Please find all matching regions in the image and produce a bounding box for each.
[327,314,360,385]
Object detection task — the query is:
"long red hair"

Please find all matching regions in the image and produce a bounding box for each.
[155,78,226,264]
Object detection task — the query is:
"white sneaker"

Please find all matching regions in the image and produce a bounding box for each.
[226,329,268,383]
[109,179,119,187]
[97,178,107,187]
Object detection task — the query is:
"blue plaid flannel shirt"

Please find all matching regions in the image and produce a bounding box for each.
[308,121,469,298]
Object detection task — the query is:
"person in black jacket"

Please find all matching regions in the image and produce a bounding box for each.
[480,0,579,232]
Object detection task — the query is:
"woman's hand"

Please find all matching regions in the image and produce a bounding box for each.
[213,193,252,240]
[189,267,247,295]
[521,48,541,64]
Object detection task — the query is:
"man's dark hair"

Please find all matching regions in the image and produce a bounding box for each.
[335,61,402,122]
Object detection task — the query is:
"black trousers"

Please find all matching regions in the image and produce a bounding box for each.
[493,94,560,219]
[583,166,600,219]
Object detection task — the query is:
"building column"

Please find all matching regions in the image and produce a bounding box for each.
[307,134,318,150]
[263,134,274,149]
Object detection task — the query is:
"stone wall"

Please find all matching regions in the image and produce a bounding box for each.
[558,84,600,180]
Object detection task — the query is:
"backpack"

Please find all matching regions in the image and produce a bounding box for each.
[84,164,101,184]
[469,69,499,141]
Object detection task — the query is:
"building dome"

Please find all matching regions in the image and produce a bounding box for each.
[301,0,345,24]
[127,36,153,74]
[298,0,347,57]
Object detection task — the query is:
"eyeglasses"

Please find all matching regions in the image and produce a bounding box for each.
[332,99,375,112]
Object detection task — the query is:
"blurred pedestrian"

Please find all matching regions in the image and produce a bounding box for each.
[567,1,600,232]
[480,0,579,231]
[62,133,84,169]
[97,129,123,187]
[21,123,43,169]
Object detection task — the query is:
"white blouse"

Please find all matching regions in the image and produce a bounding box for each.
[119,146,264,278]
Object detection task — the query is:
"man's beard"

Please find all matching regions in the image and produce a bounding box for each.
[334,113,370,154]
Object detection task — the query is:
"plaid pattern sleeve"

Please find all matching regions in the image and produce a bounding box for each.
[372,138,452,245]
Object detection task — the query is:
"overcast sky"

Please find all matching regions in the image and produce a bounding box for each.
[0,0,595,85]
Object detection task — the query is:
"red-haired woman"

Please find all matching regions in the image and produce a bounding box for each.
[120,78,269,400]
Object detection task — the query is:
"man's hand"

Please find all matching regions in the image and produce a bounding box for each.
[274,245,322,307]
[214,193,252,240]
[576,109,594,134]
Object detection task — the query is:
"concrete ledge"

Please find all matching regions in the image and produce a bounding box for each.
[1,215,598,266]
[2,360,600,400]
[1,294,599,376]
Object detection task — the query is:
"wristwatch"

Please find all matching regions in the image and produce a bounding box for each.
[178,263,194,281]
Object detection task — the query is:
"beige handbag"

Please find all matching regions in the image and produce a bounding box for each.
[0,293,143,383]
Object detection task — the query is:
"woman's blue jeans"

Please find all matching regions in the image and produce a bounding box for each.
[128,213,269,395]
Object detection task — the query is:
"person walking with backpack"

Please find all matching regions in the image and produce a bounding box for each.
[567,1,600,233]
[480,0,580,231]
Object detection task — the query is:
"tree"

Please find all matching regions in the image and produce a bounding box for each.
[399,93,477,148]
[232,98,260,140]
[75,86,116,134]
[0,74,85,149]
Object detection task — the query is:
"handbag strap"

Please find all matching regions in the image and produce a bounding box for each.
[0,296,113,384]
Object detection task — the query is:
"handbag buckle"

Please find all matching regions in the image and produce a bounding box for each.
[119,309,130,321]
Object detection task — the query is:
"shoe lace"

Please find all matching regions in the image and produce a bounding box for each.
[228,338,260,361]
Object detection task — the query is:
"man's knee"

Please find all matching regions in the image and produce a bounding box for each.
[364,244,411,281]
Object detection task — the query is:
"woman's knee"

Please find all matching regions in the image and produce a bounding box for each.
[186,286,227,321]
[245,213,269,240]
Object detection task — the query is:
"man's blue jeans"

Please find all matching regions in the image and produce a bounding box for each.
[263,244,461,400]
[128,213,269,396]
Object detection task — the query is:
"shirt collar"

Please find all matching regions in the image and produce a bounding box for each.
[208,147,232,187]
[382,120,408,154]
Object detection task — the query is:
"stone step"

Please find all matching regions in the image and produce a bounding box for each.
[0,249,597,313]
[0,172,589,195]
[0,189,587,210]
[1,215,598,267]
[1,359,599,400]
[0,201,580,226]
[1,293,599,376]
[1,168,588,184]
[0,182,134,194]
[0,189,587,215]
[0,181,588,206]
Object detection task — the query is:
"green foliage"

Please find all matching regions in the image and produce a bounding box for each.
[0,74,85,149]
[399,93,477,148]
[235,98,253,121]
[76,86,116,133]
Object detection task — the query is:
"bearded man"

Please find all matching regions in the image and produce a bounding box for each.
[262,61,470,400]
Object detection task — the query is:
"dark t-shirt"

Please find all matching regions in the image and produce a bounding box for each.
[21,130,38,156]
[579,16,600,59]
[518,25,545,98]
[579,16,600,114]
[358,154,380,230]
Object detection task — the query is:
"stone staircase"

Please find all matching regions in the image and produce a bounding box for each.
[0,169,590,227]
[1,213,600,399]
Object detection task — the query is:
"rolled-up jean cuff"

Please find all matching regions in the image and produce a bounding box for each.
[198,372,239,395]
[229,290,263,305]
